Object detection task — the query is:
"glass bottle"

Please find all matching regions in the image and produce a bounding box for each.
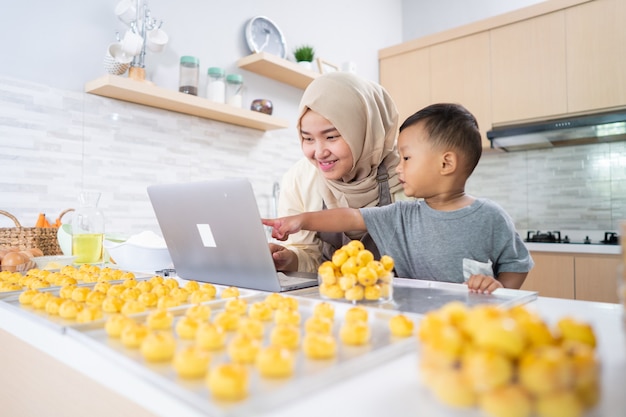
[206,67,225,103]
[225,74,243,108]
[71,191,105,265]
[179,56,200,96]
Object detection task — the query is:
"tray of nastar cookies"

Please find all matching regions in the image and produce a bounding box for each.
[65,293,420,417]
[0,266,257,333]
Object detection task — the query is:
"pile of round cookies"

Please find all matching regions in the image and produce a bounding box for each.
[417,301,600,417]
[317,240,394,303]
[105,292,416,401]
[15,264,239,323]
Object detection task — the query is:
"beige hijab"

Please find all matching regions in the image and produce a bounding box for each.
[297,72,402,209]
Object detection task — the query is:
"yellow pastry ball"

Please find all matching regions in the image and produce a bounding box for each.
[313,302,335,321]
[345,306,368,323]
[135,280,153,293]
[121,300,146,316]
[338,274,357,291]
[76,306,103,323]
[256,345,295,378]
[31,292,53,310]
[237,318,265,340]
[183,280,200,292]
[213,311,240,331]
[270,324,301,350]
[122,276,138,287]
[121,323,149,348]
[331,248,349,268]
[274,308,301,326]
[157,295,180,310]
[225,298,248,315]
[264,293,284,309]
[173,345,211,379]
[59,299,84,319]
[140,331,177,362]
[85,290,106,307]
[120,287,141,302]
[146,309,175,330]
[106,314,135,338]
[319,283,344,299]
[344,284,365,301]
[305,316,334,335]
[318,261,338,285]
[151,283,170,298]
[364,284,383,300]
[199,283,217,298]
[71,286,91,302]
[106,284,125,298]
[221,286,240,299]
[303,333,337,359]
[45,296,64,315]
[59,284,76,299]
[148,275,165,286]
[93,281,111,294]
[380,255,394,272]
[248,301,273,321]
[389,314,415,337]
[189,290,214,305]
[206,363,249,401]
[185,304,212,322]
[276,296,299,311]
[227,334,261,364]
[170,287,190,303]
[340,320,371,345]
[101,296,124,313]
[196,322,227,350]
[137,292,159,308]
[175,316,200,339]
[162,277,179,289]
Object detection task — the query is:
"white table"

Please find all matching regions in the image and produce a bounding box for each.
[1,294,624,417]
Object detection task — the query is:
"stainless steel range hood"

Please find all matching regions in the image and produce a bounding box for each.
[487,109,626,152]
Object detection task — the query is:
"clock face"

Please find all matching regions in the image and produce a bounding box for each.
[245,16,287,59]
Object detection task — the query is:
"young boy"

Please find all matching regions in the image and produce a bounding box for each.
[263,103,533,294]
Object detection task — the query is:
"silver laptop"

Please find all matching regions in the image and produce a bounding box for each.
[147,179,318,292]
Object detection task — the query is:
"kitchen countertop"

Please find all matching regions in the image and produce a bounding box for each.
[525,242,622,255]
[1,283,624,417]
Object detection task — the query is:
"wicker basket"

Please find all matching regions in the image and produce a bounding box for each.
[0,209,74,256]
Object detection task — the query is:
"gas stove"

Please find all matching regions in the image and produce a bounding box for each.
[525,231,620,245]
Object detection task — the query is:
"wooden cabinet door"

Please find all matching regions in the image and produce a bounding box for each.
[566,0,626,113]
[430,32,492,148]
[490,11,568,124]
[522,252,575,299]
[574,255,621,303]
[379,48,431,126]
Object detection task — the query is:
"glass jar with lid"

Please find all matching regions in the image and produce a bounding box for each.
[225,74,243,108]
[71,191,105,265]
[206,67,225,103]
[179,56,200,96]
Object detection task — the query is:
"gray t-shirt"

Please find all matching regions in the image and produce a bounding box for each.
[360,198,533,283]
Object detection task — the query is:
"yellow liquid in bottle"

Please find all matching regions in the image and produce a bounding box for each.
[72,233,104,264]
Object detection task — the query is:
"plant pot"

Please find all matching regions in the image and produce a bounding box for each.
[297,61,313,71]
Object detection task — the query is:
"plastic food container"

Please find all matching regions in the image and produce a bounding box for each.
[32,255,76,270]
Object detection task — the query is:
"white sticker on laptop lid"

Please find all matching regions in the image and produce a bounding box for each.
[196,224,217,247]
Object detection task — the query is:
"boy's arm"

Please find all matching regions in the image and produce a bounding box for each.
[496,271,527,289]
[262,208,366,241]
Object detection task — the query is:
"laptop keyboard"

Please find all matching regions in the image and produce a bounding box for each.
[277,272,318,285]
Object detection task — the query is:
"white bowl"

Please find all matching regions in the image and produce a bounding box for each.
[104,239,172,273]
[33,255,76,270]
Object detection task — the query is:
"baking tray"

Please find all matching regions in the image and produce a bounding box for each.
[0,282,258,334]
[65,293,420,416]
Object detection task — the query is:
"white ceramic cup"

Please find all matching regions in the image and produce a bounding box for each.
[104,43,132,75]
[146,28,169,53]
[115,0,137,24]
[120,29,144,56]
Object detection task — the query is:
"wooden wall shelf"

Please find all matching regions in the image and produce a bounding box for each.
[84,75,289,131]
[237,52,319,89]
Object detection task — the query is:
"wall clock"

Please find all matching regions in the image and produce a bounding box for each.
[245,16,287,59]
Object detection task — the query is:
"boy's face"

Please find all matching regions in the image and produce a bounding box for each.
[300,110,354,181]
[395,123,440,198]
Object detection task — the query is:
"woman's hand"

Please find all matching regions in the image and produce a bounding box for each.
[466,274,503,294]
[268,243,298,272]
[261,216,303,241]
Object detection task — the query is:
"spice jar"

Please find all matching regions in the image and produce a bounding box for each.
[225,74,243,108]
[179,56,200,96]
[206,67,225,103]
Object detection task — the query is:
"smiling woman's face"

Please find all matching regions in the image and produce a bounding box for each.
[299,109,354,181]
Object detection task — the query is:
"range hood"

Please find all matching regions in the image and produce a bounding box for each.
[487,109,626,152]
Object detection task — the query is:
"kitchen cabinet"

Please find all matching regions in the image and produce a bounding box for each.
[84,75,289,131]
[236,52,319,90]
[379,48,430,125]
[523,251,621,302]
[490,11,568,124]
[566,0,626,113]
[522,252,575,299]
[430,32,492,147]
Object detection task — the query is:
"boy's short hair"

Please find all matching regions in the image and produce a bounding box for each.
[399,103,482,175]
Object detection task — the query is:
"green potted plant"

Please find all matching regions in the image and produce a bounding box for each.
[293,44,315,70]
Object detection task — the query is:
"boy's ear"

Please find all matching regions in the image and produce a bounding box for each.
[440,151,457,175]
